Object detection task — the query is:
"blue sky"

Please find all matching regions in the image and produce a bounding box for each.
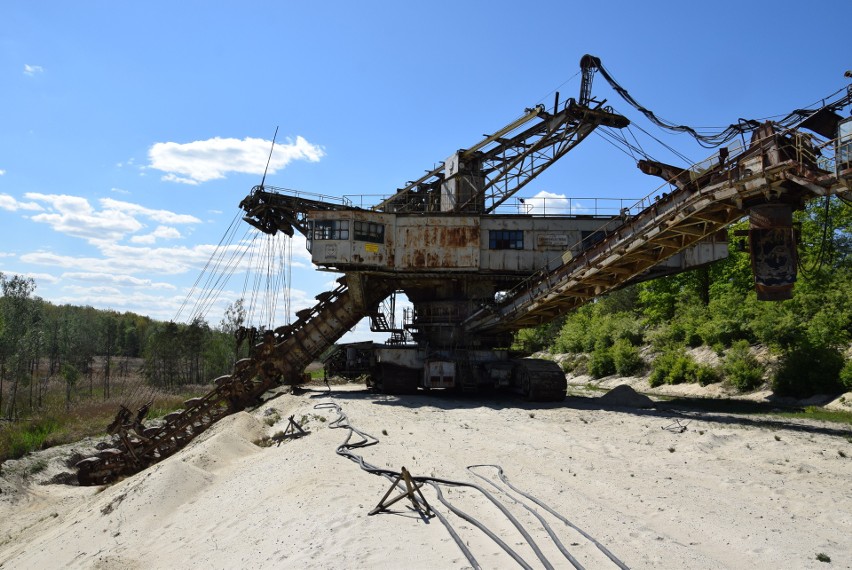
[1,1,850,340]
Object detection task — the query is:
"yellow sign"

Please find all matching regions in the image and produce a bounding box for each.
[365,243,380,253]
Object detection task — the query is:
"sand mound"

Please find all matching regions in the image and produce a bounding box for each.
[180,411,268,472]
[598,384,655,408]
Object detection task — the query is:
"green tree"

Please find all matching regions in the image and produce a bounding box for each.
[0,274,40,419]
[183,317,209,383]
[61,363,79,411]
[220,298,246,361]
[144,321,182,388]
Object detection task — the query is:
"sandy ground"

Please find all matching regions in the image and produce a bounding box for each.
[0,383,850,569]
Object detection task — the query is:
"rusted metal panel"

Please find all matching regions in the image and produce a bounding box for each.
[395,216,480,269]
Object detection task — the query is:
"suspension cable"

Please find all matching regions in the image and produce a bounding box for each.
[591,59,852,148]
[173,210,243,322]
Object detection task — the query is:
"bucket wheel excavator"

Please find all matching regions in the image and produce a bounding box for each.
[77,57,852,485]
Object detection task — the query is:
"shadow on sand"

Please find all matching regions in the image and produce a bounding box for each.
[299,383,852,440]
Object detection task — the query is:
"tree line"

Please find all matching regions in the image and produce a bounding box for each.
[0,275,242,422]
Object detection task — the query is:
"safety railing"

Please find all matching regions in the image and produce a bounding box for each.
[490,196,638,217]
[259,185,353,207]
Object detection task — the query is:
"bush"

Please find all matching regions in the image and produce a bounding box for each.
[649,349,718,387]
[695,364,721,386]
[838,359,852,391]
[772,342,845,398]
[612,338,643,376]
[514,319,564,353]
[723,340,765,392]
[588,341,616,378]
[647,321,687,350]
[649,349,691,387]
[554,307,643,354]
[553,310,592,353]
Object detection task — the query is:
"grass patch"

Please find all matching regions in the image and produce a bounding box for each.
[655,397,852,429]
[770,406,852,426]
[29,459,49,474]
[0,417,61,460]
[263,408,282,427]
[0,385,212,462]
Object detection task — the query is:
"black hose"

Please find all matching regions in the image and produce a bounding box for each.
[469,464,629,570]
[428,481,533,570]
[313,402,481,568]
[313,400,628,569]
[317,402,545,566]
[467,466,585,569]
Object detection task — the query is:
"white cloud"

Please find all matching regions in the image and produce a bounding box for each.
[22,246,206,276]
[100,198,201,225]
[130,225,183,244]
[148,135,325,184]
[62,272,176,290]
[18,219,319,324]
[23,193,200,245]
[23,64,44,76]
[64,284,123,297]
[161,173,199,186]
[20,272,59,284]
[0,193,44,212]
[21,230,310,280]
[115,158,135,168]
[0,169,6,176]
[25,193,143,244]
[110,187,130,195]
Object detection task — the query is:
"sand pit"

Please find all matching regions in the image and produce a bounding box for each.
[1,385,850,569]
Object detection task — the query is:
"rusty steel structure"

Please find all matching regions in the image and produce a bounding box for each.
[77,57,852,485]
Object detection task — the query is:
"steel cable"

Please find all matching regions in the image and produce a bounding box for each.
[593,59,852,148]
